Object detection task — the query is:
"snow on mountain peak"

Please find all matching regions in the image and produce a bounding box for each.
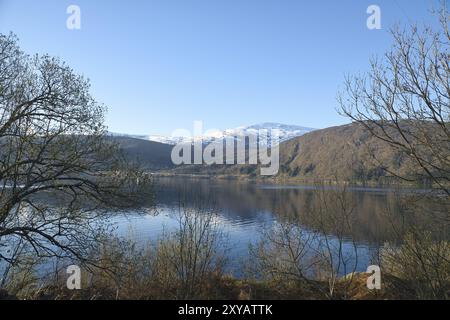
[110,123,315,145]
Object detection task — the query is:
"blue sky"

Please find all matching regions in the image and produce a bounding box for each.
[0,0,443,135]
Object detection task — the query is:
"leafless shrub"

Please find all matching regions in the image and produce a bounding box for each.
[20,204,229,300]
[249,179,360,299]
[381,231,450,299]
[308,181,360,299]
[152,205,228,299]
[248,221,319,297]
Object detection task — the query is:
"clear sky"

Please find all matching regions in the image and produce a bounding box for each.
[0,0,443,135]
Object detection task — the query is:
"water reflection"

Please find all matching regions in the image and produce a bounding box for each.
[112,177,447,275]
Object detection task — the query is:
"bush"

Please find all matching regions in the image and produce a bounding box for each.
[381,231,450,299]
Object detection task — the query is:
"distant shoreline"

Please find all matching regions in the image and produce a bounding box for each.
[150,171,438,191]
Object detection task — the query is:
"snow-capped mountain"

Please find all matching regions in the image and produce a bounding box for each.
[235,123,315,143]
[110,123,315,145]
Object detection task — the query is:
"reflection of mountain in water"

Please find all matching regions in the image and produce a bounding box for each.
[153,177,448,244]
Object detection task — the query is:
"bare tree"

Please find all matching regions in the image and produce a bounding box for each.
[249,179,360,299]
[248,219,319,296]
[308,180,360,299]
[0,33,149,271]
[153,204,227,299]
[338,5,450,299]
[338,5,449,195]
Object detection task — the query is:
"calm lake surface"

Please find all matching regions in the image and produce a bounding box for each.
[110,177,438,277]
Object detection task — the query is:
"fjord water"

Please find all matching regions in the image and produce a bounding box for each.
[111,177,445,277]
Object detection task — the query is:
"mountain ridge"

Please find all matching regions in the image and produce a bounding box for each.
[111,122,418,183]
[110,122,316,145]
